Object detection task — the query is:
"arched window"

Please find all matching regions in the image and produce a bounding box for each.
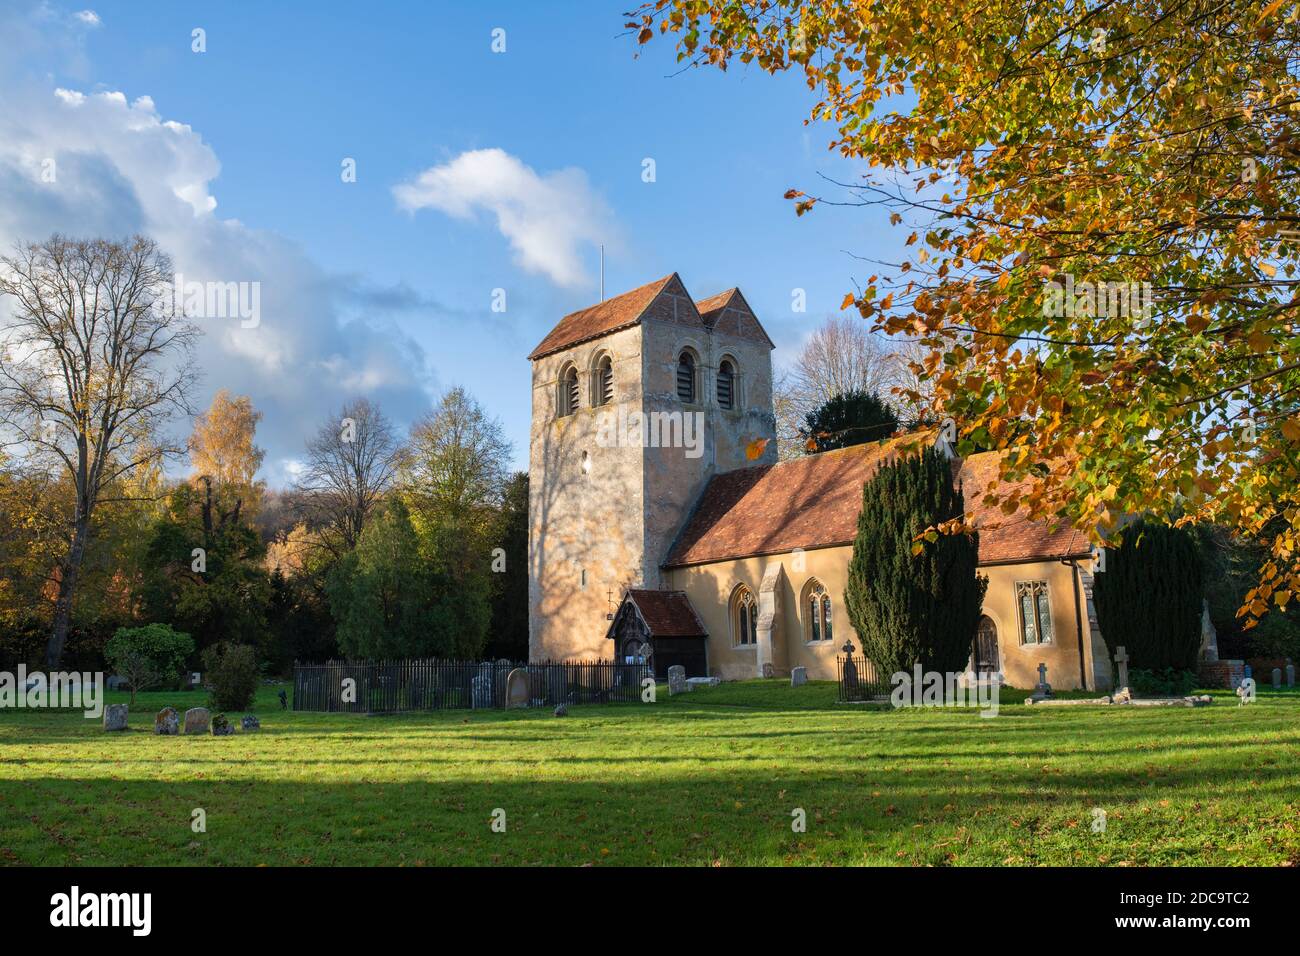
[803,579,833,643]
[717,359,735,409]
[594,355,614,406]
[676,351,696,403]
[731,586,757,647]
[559,364,579,417]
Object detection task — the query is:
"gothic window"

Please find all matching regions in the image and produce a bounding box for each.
[676,351,696,403]
[594,355,614,406]
[1016,581,1054,645]
[732,586,757,647]
[559,364,579,417]
[717,359,735,409]
[803,579,833,643]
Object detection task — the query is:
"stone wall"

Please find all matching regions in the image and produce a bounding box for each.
[1198,659,1245,689]
[527,279,775,662]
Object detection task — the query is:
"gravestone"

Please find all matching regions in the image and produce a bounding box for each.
[1287,660,1295,688]
[471,674,494,709]
[1029,663,1053,701]
[1236,677,1257,705]
[103,704,128,732]
[841,641,860,698]
[241,715,260,731]
[762,662,774,678]
[685,677,719,690]
[553,703,568,717]
[183,707,210,735]
[504,668,530,708]
[667,664,687,696]
[211,713,235,736]
[154,706,179,735]
[1272,667,1282,689]
[1113,646,1130,692]
[790,666,807,688]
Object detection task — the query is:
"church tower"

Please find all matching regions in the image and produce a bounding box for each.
[527,273,776,661]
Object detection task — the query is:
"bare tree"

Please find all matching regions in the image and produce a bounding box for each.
[775,316,903,457]
[0,235,197,667]
[295,397,402,554]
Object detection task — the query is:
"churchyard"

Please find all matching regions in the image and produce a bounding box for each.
[2,680,1298,866]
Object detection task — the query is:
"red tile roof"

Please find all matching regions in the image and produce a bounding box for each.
[694,287,775,348]
[662,437,1091,568]
[618,589,708,638]
[957,452,1091,565]
[527,274,675,361]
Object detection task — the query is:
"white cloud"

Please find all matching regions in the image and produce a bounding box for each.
[393,148,615,288]
[0,85,438,485]
[74,10,101,27]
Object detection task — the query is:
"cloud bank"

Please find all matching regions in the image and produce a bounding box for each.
[0,84,437,485]
[393,148,615,288]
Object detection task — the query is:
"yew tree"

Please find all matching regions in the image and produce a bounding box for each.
[632,1,1300,626]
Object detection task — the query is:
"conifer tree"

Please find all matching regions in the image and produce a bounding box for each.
[1092,520,1204,672]
[844,447,984,678]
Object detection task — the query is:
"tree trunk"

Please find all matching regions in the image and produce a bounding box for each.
[46,521,90,669]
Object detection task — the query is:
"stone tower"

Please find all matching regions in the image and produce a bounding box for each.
[527,273,776,661]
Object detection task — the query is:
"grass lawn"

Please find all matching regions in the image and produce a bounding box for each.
[2,680,1298,866]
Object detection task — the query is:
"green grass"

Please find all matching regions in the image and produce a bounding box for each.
[2,680,1298,866]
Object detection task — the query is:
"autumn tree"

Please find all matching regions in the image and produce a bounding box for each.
[634,1,1300,626]
[397,386,511,659]
[0,235,196,666]
[295,398,402,555]
[189,389,265,518]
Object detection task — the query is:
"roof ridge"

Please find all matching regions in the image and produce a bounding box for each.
[527,272,680,361]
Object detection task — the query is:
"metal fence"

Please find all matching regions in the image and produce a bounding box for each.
[292,659,652,714]
[836,655,892,702]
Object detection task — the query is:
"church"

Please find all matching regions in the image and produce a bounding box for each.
[527,273,1113,691]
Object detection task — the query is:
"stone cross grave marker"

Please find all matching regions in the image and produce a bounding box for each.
[1114,646,1130,691]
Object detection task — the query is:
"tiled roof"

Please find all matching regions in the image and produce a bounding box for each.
[527,274,675,360]
[662,438,1091,568]
[621,589,708,638]
[694,287,775,348]
[695,289,737,326]
[957,452,1091,564]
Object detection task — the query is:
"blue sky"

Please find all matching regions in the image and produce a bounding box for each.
[0,0,897,480]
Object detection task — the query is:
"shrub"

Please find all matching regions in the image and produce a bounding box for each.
[1093,519,1204,671]
[201,642,259,711]
[844,446,986,677]
[104,624,195,705]
[1129,667,1198,697]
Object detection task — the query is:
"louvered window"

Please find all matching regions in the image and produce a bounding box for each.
[676,352,695,403]
[560,366,579,416]
[597,356,614,406]
[717,359,735,409]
